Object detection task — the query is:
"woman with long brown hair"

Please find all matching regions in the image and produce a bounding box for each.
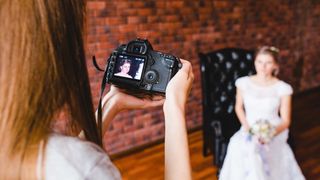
[0,0,193,179]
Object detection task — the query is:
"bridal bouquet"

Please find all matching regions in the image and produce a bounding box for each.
[249,119,276,144]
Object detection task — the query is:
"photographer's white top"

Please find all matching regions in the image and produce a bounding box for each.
[38,133,121,180]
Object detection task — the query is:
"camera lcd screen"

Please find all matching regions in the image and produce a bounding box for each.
[114,54,145,80]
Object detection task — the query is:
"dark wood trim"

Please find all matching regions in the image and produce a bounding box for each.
[110,125,202,160]
[294,85,320,98]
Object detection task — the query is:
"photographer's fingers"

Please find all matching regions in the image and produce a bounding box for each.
[178,59,191,76]
[165,59,194,110]
[143,98,165,108]
[106,85,165,111]
[179,59,194,92]
[180,59,194,82]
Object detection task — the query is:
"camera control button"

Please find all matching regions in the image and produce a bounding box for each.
[144,84,152,90]
[163,58,174,68]
[164,55,174,59]
[145,70,158,83]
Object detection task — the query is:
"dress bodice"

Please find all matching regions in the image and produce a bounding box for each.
[235,76,293,126]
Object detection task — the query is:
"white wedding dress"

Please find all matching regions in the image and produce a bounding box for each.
[219,76,305,180]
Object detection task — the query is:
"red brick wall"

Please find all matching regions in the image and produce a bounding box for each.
[86,0,320,154]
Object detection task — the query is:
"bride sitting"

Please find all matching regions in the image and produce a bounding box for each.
[219,46,305,180]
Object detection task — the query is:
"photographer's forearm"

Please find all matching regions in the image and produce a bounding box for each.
[79,94,120,139]
[163,102,192,180]
[100,93,121,135]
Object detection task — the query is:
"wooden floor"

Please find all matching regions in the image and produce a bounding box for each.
[291,88,320,180]
[113,88,320,180]
[113,130,216,180]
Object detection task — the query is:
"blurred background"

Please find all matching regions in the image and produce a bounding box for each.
[81,0,319,179]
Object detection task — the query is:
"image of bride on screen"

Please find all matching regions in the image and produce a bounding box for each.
[114,59,133,79]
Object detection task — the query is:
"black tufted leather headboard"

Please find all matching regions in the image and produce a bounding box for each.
[199,48,255,168]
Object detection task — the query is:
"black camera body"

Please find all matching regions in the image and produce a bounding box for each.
[105,39,181,95]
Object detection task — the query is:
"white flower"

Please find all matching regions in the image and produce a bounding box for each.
[249,119,275,143]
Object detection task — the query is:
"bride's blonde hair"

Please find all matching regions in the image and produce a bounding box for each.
[255,46,280,76]
[0,0,101,179]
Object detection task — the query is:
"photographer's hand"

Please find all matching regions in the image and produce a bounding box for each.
[163,59,193,180]
[100,86,164,136]
[98,59,193,180]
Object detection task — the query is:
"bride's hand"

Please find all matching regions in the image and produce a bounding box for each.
[258,137,266,144]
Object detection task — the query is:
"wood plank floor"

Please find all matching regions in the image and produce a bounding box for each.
[113,88,320,180]
[113,130,216,180]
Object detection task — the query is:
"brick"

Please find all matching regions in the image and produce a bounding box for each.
[105,17,126,25]
[137,8,153,16]
[118,24,139,33]
[87,1,105,10]
[127,16,147,24]
[83,0,320,155]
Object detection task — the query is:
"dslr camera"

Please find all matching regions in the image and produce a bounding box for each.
[105,38,181,95]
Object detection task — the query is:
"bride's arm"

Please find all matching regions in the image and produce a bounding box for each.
[275,95,292,135]
[235,88,250,131]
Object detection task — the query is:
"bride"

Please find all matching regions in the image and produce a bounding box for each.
[219,46,305,180]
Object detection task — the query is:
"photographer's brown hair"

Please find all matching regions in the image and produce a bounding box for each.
[0,0,101,178]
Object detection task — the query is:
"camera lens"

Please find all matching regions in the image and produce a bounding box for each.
[145,70,158,83]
